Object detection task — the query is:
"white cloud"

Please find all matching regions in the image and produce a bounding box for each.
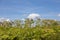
[27,13,40,19]
[58,14,60,16]
[0,18,10,22]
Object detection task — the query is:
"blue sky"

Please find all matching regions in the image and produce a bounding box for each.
[0,0,60,20]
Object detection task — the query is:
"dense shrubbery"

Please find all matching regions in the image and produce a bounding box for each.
[0,26,60,40]
[0,19,60,40]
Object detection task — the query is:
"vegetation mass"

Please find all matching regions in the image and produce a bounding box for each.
[0,18,60,40]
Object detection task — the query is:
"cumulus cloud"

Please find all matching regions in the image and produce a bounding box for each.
[27,13,40,19]
[58,14,60,16]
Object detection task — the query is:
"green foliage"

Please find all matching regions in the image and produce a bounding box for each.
[0,19,60,40]
[0,26,60,40]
